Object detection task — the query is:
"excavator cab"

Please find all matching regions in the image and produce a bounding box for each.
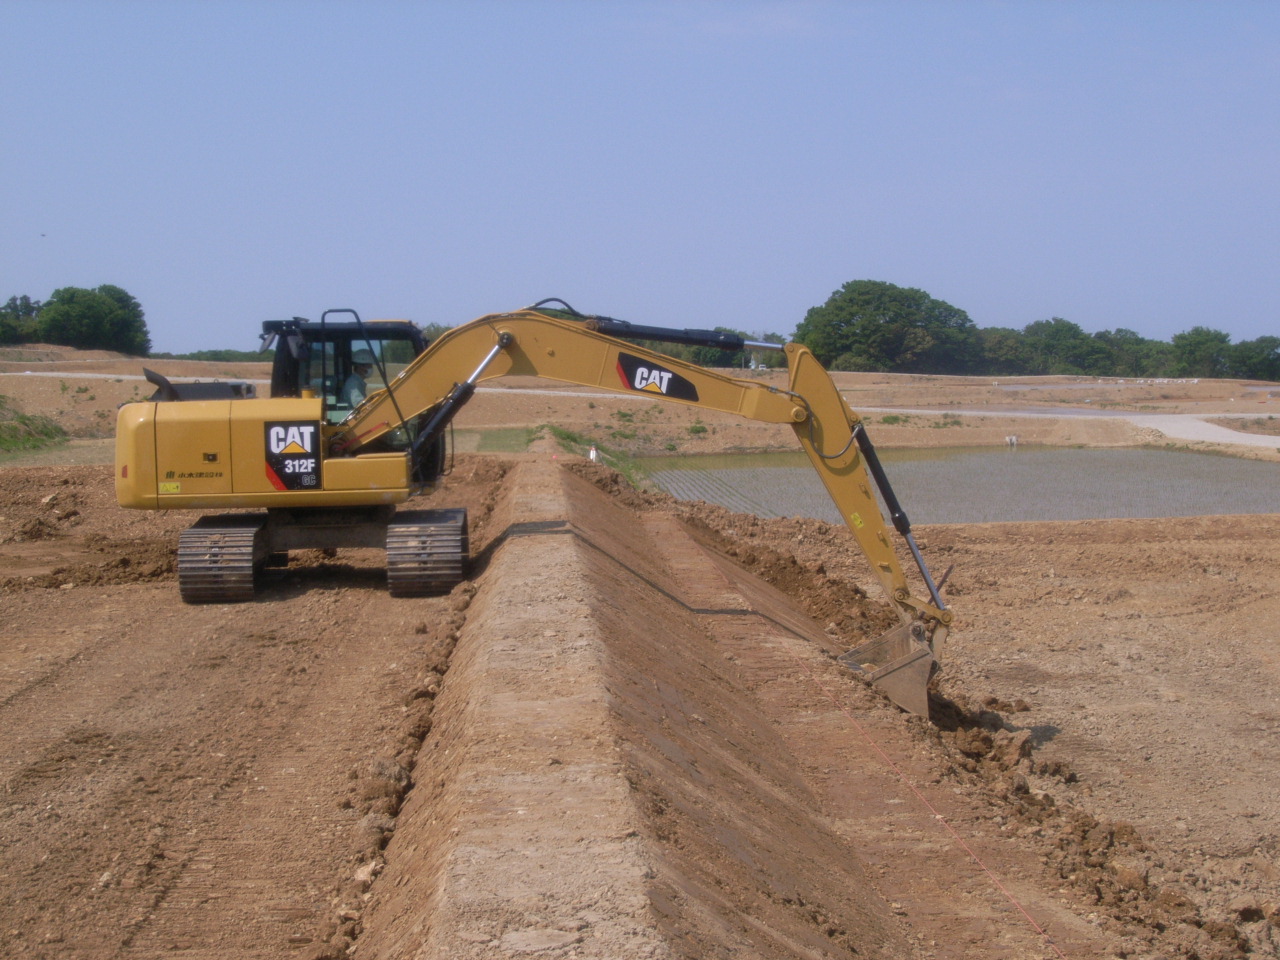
[263,315,427,425]
[259,311,448,488]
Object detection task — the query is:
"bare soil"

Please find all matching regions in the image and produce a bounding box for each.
[1,347,1278,959]
[1208,416,1280,437]
[5,343,1276,453]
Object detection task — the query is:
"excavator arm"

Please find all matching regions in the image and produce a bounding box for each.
[335,308,951,713]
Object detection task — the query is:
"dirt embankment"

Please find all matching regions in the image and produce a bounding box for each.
[2,457,1278,959]
[0,347,269,439]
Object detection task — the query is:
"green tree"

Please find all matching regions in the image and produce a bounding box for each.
[0,295,41,344]
[150,348,263,362]
[96,285,150,353]
[1229,336,1280,381]
[977,327,1029,375]
[1020,318,1108,375]
[1146,340,1178,377]
[634,339,695,364]
[1090,328,1172,378]
[689,327,751,368]
[1171,326,1232,378]
[36,285,151,355]
[419,322,453,343]
[793,280,979,373]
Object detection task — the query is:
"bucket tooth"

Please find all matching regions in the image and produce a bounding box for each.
[839,621,936,717]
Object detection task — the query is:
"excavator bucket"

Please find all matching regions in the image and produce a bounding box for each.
[839,621,936,717]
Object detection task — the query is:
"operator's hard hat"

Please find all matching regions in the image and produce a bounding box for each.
[352,349,375,365]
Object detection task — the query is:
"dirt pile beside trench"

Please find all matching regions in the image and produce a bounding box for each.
[0,464,184,587]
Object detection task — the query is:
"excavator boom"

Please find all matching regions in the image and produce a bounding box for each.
[334,308,951,711]
[116,305,952,714]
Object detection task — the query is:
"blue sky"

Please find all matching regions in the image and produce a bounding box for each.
[3,0,1277,354]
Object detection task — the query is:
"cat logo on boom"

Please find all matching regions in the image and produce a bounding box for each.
[615,352,699,402]
[265,421,321,491]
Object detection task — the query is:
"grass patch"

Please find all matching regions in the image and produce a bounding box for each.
[474,427,538,452]
[0,395,68,452]
[545,425,646,487]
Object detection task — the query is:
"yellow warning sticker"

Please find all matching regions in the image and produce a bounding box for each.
[159,482,181,494]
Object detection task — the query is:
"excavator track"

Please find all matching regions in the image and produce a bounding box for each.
[177,515,267,604]
[386,508,469,597]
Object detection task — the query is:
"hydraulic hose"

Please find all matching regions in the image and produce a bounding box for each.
[852,422,947,612]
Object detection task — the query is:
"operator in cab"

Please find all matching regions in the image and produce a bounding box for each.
[342,349,375,408]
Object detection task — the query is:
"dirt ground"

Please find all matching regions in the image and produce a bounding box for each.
[1,346,1279,959]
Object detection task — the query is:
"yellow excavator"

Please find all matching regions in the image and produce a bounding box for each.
[115,302,952,714]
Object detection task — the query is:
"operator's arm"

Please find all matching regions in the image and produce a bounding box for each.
[340,374,363,409]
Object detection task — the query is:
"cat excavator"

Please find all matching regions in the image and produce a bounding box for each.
[115,302,952,714]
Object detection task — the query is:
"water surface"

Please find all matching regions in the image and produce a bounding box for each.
[636,446,1280,524]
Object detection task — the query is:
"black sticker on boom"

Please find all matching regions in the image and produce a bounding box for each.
[265,421,321,491]
[615,353,699,402]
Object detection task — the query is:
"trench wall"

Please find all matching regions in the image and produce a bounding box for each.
[357,460,906,958]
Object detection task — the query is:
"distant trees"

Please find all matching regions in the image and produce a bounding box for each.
[793,280,981,373]
[38,285,151,355]
[0,296,41,344]
[791,279,1277,381]
[1171,326,1232,379]
[1019,318,1109,375]
[975,327,1027,374]
[748,332,788,369]
[1230,336,1280,381]
[418,322,453,344]
[1090,328,1172,378]
[1,286,151,355]
[631,327,757,371]
[3,278,1276,381]
[149,348,261,362]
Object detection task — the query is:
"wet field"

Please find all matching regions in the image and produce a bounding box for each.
[637,445,1280,524]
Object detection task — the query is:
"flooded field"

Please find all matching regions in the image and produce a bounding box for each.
[637,446,1280,524]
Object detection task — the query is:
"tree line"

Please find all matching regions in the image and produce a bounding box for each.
[2,286,151,356]
[590,281,1276,381]
[6,280,1276,381]
[789,280,1279,381]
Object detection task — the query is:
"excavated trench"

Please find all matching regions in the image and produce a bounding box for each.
[354,461,1109,959]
